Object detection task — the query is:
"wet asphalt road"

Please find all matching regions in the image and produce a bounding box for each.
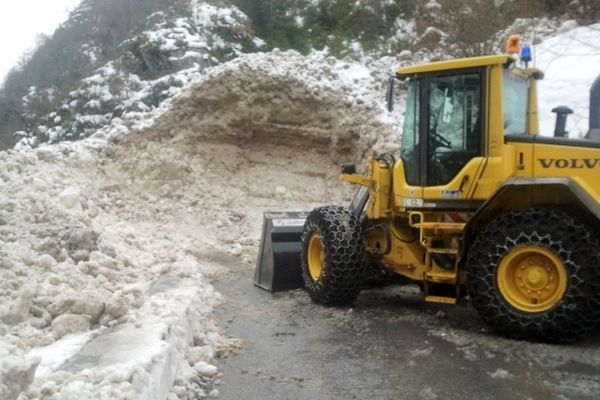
[211,257,600,400]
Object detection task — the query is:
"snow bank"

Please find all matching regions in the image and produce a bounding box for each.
[0,142,238,399]
[146,49,399,161]
[1,50,397,399]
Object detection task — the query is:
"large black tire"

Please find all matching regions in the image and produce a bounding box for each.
[300,206,365,306]
[466,208,600,342]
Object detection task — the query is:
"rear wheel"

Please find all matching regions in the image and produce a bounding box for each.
[301,206,365,306]
[466,208,600,342]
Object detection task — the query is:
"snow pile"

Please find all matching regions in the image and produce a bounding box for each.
[536,22,600,137]
[145,49,399,160]
[0,50,396,399]
[0,143,240,399]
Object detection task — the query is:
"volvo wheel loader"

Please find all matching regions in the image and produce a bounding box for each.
[256,39,600,343]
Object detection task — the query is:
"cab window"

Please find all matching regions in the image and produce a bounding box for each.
[426,71,482,186]
[503,71,528,135]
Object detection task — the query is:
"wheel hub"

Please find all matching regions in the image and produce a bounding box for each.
[307,234,324,281]
[520,259,550,290]
[497,245,567,313]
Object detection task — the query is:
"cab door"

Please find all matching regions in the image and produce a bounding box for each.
[420,69,486,204]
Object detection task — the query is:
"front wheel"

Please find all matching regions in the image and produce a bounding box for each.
[300,206,365,306]
[466,208,600,342]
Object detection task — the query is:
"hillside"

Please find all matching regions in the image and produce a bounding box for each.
[1,0,599,149]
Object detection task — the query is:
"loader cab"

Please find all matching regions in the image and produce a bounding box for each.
[400,69,484,188]
[387,55,538,209]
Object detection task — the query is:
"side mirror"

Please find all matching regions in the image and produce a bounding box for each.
[386,76,398,112]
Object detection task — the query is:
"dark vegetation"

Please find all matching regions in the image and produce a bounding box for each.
[231,0,597,56]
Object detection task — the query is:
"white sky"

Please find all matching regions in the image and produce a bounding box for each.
[0,0,82,85]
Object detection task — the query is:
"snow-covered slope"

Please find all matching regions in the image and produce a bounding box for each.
[15,1,262,148]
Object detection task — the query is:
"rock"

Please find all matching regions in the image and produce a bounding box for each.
[51,314,91,339]
[65,228,99,254]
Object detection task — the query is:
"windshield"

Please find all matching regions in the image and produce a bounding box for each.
[503,71,529,135]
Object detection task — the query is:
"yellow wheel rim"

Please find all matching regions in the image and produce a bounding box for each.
[497,245,568,313]
[307,234,325,281]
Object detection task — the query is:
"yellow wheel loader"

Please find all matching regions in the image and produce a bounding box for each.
[256,40,600,342]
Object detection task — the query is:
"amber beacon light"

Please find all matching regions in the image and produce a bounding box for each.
[506,34,521,54]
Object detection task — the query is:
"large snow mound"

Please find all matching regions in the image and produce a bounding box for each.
[123,49,399,161]
[0,50,397,400]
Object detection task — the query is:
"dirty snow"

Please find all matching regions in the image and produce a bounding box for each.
[0,49,395,399]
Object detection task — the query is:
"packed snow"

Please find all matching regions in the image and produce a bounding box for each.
[1,10,599,400]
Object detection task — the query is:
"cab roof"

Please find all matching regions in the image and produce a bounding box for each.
[397,55,512,76]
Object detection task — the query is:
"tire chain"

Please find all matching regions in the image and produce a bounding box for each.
[300,206,365,306]
[467,208,600,342]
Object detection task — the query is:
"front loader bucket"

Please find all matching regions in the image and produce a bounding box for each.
[254,212,307,292]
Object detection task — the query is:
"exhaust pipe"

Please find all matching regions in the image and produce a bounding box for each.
[552,106,573,138]
[588,74,600,140]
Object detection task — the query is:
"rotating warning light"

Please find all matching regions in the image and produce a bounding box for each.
[506,34,521,54]
[520,45,532,63]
